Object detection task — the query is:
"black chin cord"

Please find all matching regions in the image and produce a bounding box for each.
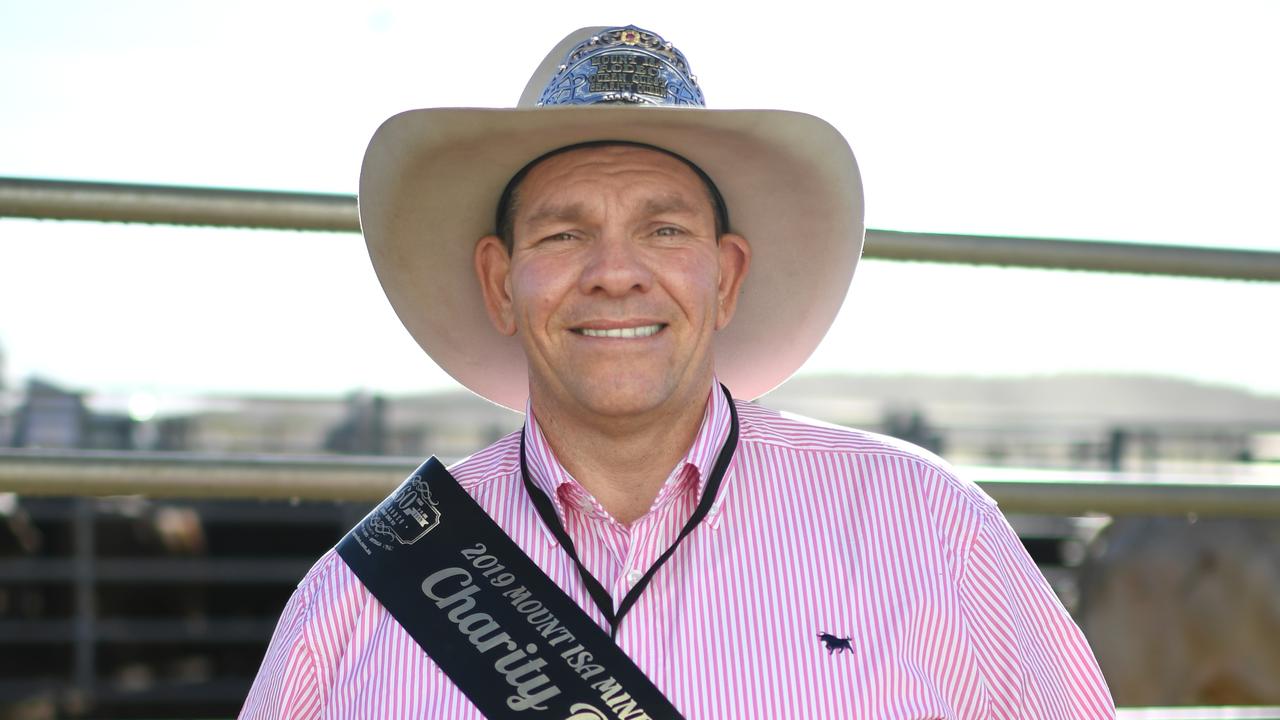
[519,384,740,639]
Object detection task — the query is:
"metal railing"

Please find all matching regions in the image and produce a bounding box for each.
[1116,709,1280,720]
[3,448,1279,517]
[0,177,355,232]
[4,176,1280,281]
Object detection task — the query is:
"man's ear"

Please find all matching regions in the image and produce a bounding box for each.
[474,235,517,336]
[715,232,751,330]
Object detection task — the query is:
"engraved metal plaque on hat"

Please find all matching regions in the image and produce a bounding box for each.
[537,25,706,107]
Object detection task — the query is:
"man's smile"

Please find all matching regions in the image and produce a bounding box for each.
[571,323,667,339]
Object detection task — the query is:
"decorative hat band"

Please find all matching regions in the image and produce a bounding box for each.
[536,25,706,107]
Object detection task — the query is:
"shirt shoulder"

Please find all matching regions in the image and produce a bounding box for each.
[292,546,378,633]
[256,546,384,703]
[736,399,946,462]
[738,398,990,497]
[735,399,998,567]
[445,430,522,489]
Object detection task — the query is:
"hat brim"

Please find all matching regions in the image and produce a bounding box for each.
[358,105,864,410]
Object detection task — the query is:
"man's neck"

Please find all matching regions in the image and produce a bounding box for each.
[529,385,713,526]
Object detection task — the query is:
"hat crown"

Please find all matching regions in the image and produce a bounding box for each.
[536,25,705,108]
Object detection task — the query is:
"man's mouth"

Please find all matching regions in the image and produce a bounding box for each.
[573,324,666,338]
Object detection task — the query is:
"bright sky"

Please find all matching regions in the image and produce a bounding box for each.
[1,1,1278,405]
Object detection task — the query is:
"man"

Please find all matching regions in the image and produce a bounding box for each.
[243,26,1114,718]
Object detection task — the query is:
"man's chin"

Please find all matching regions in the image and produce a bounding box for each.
[572,388,672,419]
[558,375,699,421]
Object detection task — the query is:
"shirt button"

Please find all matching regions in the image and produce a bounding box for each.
[625,569,644,585]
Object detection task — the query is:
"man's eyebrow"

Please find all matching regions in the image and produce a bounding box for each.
[641,194,702,218]
[520,194,708,229]
[521,201,587,227]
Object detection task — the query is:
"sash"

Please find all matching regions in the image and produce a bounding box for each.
[337,457,683,720]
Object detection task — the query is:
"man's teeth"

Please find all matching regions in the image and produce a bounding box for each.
[579,325,663,338]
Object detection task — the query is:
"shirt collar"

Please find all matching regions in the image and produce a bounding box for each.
[678,380,733,501]
[520,379,733,538]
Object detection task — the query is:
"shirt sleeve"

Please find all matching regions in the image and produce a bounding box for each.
[239,581,324,720]
[958,506,1116,719]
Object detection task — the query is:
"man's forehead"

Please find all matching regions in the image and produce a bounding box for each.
[513,144,720,220]
[519,143,702,186]
[495,140,732,243]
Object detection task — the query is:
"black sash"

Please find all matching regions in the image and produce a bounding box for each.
[337,457,684,719]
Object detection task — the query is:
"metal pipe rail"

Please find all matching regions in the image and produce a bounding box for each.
[3,449,1280,517]
[4,176,1280,282]
[1116,710,1280,720]
[0,177,355,232]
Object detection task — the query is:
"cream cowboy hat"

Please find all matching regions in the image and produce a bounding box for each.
[358,25,864,410]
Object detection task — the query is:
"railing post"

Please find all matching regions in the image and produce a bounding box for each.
[71,498,96,710]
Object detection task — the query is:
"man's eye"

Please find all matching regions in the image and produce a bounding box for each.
[654,226,683,237]
[543,232,576,242]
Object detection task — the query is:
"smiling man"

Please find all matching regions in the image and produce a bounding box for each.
[242,26,1114,719]
[473,143,750,524]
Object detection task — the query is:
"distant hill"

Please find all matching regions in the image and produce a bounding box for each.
[760,373,1280,431]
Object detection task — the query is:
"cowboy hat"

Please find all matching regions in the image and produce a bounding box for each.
[358,25,864,410]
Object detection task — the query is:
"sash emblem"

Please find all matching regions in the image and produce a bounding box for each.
[370,473,442,545]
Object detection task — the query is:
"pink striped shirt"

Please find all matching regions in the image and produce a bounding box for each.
[241,385,1114,718]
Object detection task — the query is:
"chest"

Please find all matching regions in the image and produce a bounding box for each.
[323,520,976,719]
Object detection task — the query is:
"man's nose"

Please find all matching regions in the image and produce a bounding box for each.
[578,232,653,297]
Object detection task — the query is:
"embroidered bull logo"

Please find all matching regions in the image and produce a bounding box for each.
[817,631,854,655]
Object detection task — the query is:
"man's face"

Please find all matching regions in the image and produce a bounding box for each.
[475,145,750,422]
